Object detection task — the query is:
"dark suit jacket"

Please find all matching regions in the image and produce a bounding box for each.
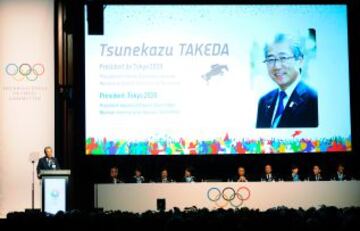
[256,81,318,128]
[36,156,60,175]
[260,174,277,182]
[332,173,349,181]
[129,176,145,183]
[308,174,326,181]
[110,177,123,183]
[156,177,174,183]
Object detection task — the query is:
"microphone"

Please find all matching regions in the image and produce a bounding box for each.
[49,158,56,169]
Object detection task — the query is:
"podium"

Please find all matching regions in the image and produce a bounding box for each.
[39,170,71,214]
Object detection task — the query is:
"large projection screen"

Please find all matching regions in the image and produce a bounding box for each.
[85,5,351,155]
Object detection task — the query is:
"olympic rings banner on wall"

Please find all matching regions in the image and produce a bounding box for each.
[5,63,45,81]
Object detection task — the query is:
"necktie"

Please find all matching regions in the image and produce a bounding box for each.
[293,174,298,181]
[338,173,343,180]
[273,91,287,124]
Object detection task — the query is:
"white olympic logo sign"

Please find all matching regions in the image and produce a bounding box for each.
[207,186,251,208]
[5,63,45,81]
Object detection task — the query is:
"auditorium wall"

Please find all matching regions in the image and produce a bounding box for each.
[0,0,54,217]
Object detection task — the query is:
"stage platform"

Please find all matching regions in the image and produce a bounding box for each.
[94,181,360,212]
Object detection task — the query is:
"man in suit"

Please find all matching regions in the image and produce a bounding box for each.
[261,164,277,182]
[157,168,174,183]
[234,166,249,182]
[308,165,325,181]
[256,33,318,128]
[109,166,123,184]
[286,165,302,182]
[260,164,277,182]
[36,146,60,177]
[182,167,196,183]
[130,168,145,183]
[332,164,349,181]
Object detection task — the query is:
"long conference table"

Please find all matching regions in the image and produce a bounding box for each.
[94,181,360,212]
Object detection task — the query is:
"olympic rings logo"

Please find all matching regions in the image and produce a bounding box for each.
[5,63,45,81]
[207,186,251,208]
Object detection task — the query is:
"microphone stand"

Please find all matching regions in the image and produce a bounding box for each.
[31,160,35,209]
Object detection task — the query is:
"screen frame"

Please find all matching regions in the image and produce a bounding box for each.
[82,2,354,156]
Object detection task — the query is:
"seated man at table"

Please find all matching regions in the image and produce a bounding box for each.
[286,165,302,182]
[234,166,248,182]
[260,164,277,182]
[182,167,196,183]
[130,168,145,183]
[109,166,123,184]
[308,165,325,181]
[332,163,349,181]
[157,168,174,183]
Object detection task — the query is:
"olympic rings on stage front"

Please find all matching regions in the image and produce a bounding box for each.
[207,186,251,208]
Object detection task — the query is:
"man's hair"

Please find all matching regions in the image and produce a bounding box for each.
[291,165,299,169]
[43,146,52,154]
[185,167,193,173]
[110,166,118,171]
[264,33,304,60]
[337,163,344,168]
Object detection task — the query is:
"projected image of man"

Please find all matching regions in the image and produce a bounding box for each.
[256,34,318,128]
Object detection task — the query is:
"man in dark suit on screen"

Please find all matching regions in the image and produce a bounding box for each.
[36,146,60,177]
[256,34,318,128]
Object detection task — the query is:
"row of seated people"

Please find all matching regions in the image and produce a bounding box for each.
[108,163,353,184]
